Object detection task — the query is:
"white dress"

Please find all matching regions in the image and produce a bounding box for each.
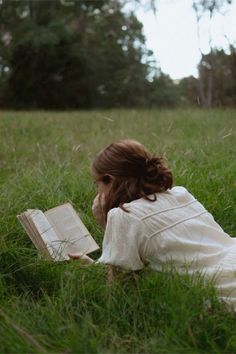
[97,186,236,310]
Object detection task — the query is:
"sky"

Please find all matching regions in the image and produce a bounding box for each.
[135,0,236,80]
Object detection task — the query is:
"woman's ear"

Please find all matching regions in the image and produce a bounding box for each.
[102,174,114,184]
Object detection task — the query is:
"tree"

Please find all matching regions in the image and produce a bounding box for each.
[0,0,153,109]
[192,0,234,107]
[198,49,236,106]
[178,76,199,106]
[146,73,180,107]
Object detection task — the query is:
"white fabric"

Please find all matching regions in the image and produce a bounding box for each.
[97,186,236,310]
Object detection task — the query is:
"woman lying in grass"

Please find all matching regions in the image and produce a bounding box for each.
[69,139,236,311]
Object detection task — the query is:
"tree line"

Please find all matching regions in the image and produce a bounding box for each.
[0,0,235,109]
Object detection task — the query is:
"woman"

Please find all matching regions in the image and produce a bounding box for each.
[70,139,236,310]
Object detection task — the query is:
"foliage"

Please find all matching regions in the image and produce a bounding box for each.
[0,109,236,352]
[146,73,181,107]
[198,48,236,106]
[192,0,236,107]
[192,0,233,19]
[179,49,236,107]
[0,0,156,109]
[0,0,235,108]
[178,76,199,106]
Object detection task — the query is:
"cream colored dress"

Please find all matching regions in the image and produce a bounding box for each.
[97,186,236,310]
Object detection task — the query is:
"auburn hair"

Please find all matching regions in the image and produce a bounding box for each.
[92,139,173,216]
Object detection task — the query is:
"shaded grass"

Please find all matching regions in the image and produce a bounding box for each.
[1,265,236,353]
[0,108,236,353]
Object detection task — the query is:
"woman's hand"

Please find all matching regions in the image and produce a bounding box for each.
[68,252,94,264]
[92,194,106,228]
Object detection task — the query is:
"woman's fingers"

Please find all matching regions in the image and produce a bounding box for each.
[68,253,94,264]
[68,252,83,259]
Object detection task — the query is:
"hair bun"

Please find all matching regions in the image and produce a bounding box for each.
[145,157,161,167]
[145,157,161,180]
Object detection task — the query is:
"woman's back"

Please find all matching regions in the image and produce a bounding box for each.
[123,186,235,273]
[116,186,236,310]
[97,186,236,310]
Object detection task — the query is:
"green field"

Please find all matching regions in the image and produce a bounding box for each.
[1,109,236,353]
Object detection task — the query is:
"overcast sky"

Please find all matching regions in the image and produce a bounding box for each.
[135,0,236,80]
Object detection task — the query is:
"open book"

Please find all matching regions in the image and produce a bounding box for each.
[17,203,99,261]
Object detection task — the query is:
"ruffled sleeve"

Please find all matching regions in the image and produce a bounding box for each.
[96,207,146,271]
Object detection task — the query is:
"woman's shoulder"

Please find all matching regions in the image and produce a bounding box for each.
[123,186,195,216]
[170,186,188,192]
[107,206,141,222]
[106,207,145,234]
[170,185,191,193]
[168,185,196,202]
[107,186,195,221]
[168,185,194,197]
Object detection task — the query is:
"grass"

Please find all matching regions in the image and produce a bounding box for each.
[0,108,236,353]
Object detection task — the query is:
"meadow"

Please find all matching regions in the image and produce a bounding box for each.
[0,109,236,353]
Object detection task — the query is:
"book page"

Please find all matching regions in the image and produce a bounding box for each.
[45,203,99,257]
[28,210,66,261]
